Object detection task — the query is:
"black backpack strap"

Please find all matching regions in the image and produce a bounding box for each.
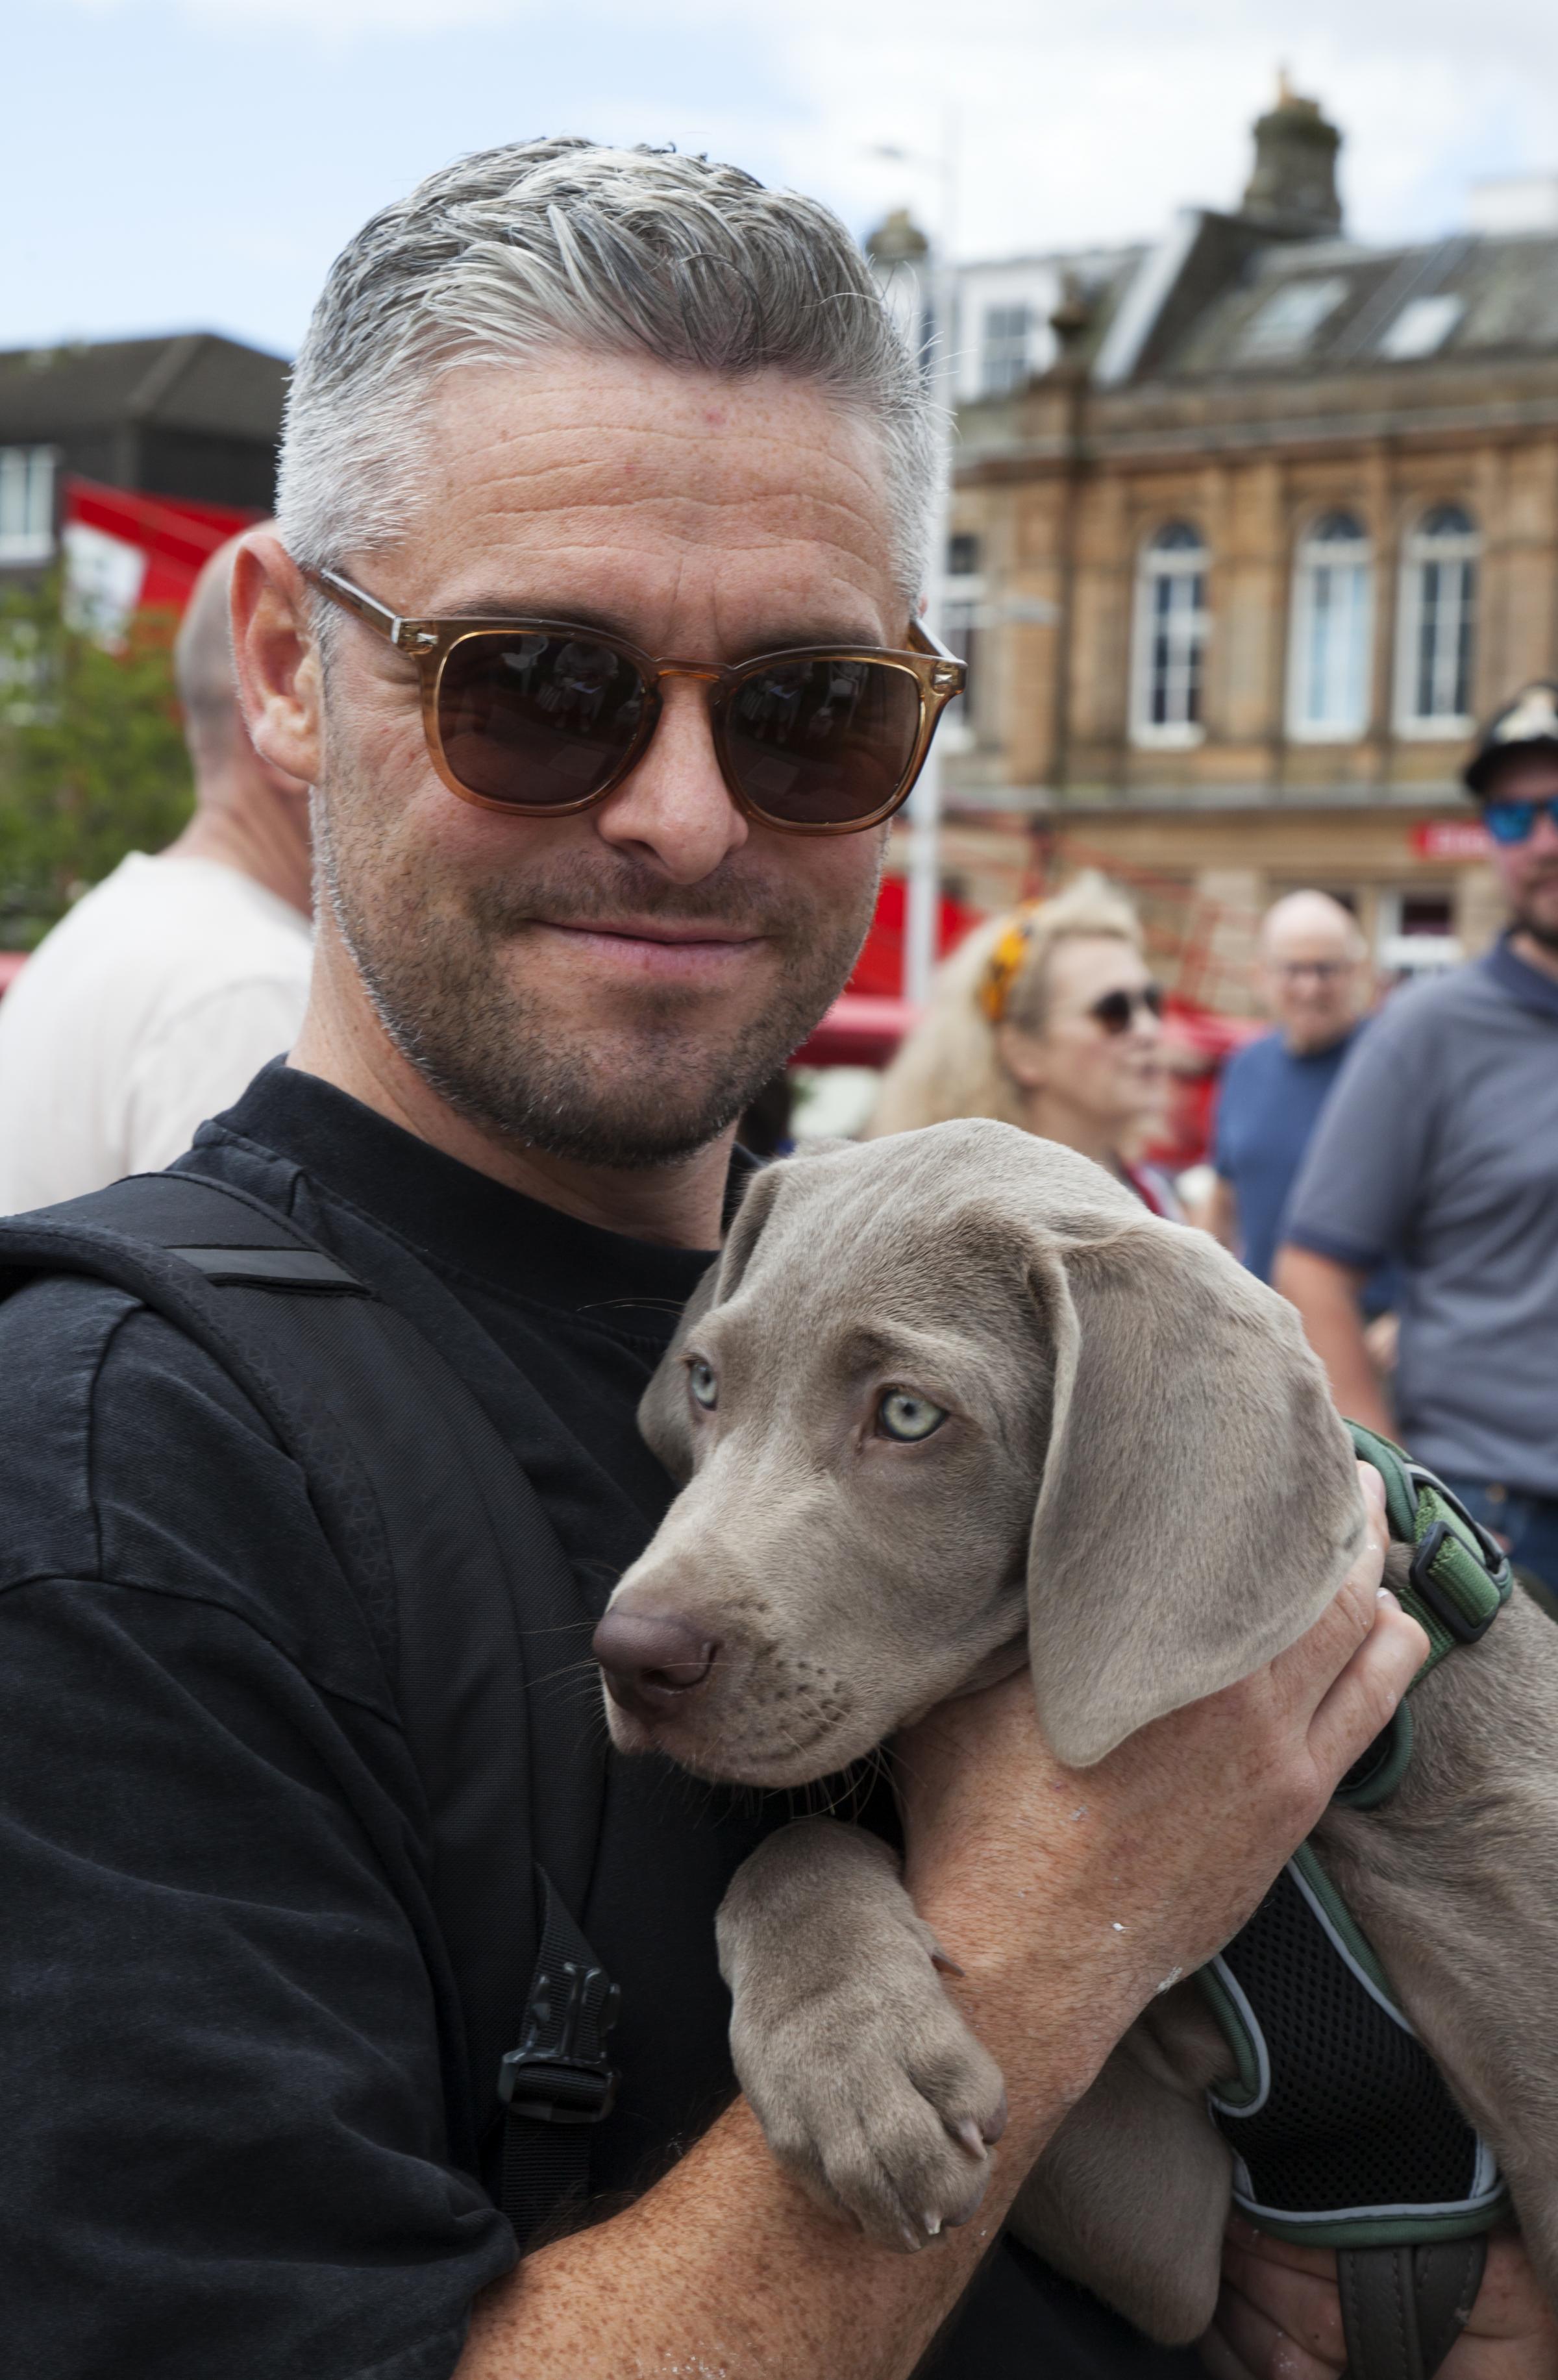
[0,1168,617,2246]
[1337,2237,1487,2380]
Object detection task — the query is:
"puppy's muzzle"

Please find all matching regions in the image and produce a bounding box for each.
[593,1609,719,1723]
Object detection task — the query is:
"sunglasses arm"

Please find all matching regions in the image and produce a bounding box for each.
[303,565,438,656]
[910,615,965,682]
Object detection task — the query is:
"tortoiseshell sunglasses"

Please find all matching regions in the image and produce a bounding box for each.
[303,566,965,836]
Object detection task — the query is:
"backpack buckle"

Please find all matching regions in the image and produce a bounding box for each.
[499,1957,621,2126]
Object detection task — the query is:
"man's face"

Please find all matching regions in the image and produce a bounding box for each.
[1258,916,1367,1055]
[309,356,898,1168]
[1481,754,1558,951]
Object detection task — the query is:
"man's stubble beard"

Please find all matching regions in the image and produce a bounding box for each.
[315,750,881,1170]
[1513,877,1558,954]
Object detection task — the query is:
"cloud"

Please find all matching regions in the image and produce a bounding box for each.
[23,0,1558,358]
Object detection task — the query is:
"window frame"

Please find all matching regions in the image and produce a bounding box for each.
[1286,509,1375,744]
[979,303,1033,397]
[1130,521,1210,750]
[0,445,57,565]
[1393,503,1479,741]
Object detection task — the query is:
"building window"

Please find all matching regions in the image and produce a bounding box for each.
[1132,521,1209,746]
[1379,294,1465,362]
[1288,510,1372,740]
[1396,503,1478,736]
[980,304,1032,395]
[0,447,56,564]
[1239,276,1350,362]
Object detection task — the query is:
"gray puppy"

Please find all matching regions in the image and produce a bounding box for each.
[594,1121,1558,2340]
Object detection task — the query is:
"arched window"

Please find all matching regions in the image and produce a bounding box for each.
[1289,511,1373,740]
[1396,503,1478,735]
[1132,522,1209,745]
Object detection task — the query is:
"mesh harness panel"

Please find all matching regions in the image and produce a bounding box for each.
[1199,1425,1513,2253]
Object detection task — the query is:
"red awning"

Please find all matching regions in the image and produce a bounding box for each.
[64,475,263,617]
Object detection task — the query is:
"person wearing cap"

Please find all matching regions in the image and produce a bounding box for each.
[1276,683,1558,1591]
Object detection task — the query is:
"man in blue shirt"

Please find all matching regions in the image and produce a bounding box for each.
[1278,685,1558,1591]
[1209,890,1373,1283]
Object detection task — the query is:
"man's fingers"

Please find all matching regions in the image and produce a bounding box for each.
[1205,2281,1341,2380]
[1197,2313,1258,2379]
[1307,1590,1428,1784]
[1267,1464,1389,1710]
[1220,2240,1346,2365]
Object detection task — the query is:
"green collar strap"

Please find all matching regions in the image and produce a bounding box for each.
[1329,1424,1513,1811]
[1346,1421,1513,1674]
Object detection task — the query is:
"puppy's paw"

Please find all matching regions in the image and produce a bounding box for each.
[732,1953,1008,2251]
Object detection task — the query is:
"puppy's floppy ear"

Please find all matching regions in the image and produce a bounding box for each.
[636,1151,804,1482]
[1024,1217,1365,1767]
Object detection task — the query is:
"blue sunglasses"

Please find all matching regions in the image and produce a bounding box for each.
[1483,796,1558,846]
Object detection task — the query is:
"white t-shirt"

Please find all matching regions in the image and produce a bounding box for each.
[0,853,313,1214]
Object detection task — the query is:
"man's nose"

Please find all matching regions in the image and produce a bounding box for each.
[591,679,748,885]
[593,1607,719,1719]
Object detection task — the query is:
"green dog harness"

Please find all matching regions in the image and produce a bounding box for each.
[1200,1425,1515,2377]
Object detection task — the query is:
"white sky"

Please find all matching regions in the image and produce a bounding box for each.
[6,0,1557,356]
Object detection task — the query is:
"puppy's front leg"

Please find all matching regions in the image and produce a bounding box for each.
[718,1817,1008,2251]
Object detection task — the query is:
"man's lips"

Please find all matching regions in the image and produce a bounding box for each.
[528,916,767,978]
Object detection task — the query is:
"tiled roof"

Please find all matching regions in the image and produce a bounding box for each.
[0,334,287,442]
[1157,226,1558,379]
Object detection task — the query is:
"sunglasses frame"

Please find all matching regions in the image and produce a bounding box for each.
[303,565,967,836]
[1481,794,1558,847]
[1088,983,1165,1035]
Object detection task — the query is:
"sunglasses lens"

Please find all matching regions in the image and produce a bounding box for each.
[722,659,922,828]
[1093,992,1132,1034]
[1485,801,1536,845]
[1144,983,1165,1019]
[438,632,649,809]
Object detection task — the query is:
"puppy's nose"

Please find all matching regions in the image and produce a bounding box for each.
[593,1609,719,1719]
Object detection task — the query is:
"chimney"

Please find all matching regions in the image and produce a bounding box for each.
[1241,71,1343,236]
[865,208,931,268]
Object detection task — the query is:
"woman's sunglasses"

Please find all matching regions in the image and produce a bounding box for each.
[303,567,966,837]
[1483,795,1558,846]
[1088,985,1164,1035]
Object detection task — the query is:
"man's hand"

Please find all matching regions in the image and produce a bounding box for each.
[1201,2221,1557,2378]
[898,1464,1424,2107]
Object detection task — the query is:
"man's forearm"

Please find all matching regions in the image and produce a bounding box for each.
[1274,1244,1394,1438]
[456,1911,1152,2380]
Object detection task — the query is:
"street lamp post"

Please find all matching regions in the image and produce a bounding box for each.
[867,129,958,1009]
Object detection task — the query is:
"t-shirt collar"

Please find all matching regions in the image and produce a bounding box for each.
[201,1060,742,1320]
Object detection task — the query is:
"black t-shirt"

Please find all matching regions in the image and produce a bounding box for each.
[0,1063,1197,2380]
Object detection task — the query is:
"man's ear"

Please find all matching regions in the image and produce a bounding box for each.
[1024,1218,1365,1767]
[230,532,323,786]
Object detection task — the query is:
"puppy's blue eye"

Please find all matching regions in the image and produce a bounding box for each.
[876,1390,945,1442]
[687,1358,719,1411]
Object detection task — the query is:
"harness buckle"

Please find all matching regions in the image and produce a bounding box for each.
[1403,1466,1509,1575]
[499,1959,621,2126]
[1409,1521,1499,1645]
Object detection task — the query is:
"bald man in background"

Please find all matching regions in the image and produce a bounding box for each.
[1207,890,1375,1283]
[0,530,313,1213]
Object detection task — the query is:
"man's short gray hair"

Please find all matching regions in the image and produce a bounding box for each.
[278,138,936,606]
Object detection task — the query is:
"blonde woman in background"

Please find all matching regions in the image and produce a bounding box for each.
[869,873,1180,1215]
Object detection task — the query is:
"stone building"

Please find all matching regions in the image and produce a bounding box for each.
[906,82,1558,998]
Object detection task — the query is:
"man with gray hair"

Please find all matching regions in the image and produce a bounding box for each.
[0,528,313,1211]
[1207,890,1374,1285]
[0,141,1447,2380]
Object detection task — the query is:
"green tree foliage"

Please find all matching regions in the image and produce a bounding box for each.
[0,576,193,950]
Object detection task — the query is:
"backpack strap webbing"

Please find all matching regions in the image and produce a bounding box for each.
[1338,2237,1488,2380]
[0,1168,617,2247]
